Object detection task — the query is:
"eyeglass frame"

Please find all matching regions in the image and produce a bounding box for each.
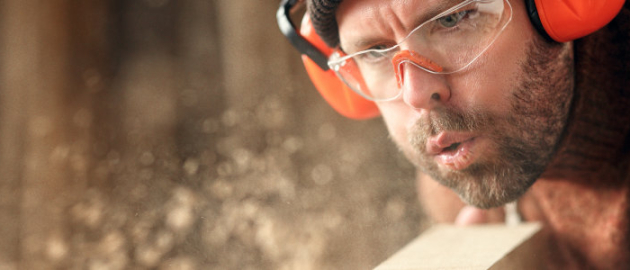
[327,0,514,101]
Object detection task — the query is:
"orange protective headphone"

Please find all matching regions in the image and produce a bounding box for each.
[277,0,625,120]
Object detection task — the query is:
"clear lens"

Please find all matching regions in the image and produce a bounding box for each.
[328,0,513,101]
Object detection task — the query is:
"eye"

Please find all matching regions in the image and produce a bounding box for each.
[437,10,469,28]
[359,45,392,62]
[366,48,386,59]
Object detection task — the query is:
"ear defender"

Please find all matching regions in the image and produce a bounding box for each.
[526,0,626,42]
[299,17,380,119]
[276,0,379,119]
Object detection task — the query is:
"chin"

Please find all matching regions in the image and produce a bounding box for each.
[424,159,542,209]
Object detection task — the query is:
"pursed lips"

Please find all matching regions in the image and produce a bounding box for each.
[426,131,477,155]
[425,131,480,170]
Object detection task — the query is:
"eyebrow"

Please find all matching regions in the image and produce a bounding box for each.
[346,0,465,53]
[413,0,465,31]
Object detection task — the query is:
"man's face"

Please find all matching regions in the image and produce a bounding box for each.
[336,0,574,208]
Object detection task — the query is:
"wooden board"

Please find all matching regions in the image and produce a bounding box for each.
[374,223,545,270]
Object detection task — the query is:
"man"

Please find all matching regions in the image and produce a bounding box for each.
[280,0,629,268]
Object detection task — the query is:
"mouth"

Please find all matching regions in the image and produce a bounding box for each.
[443,142,461,152]
[426,132,480,171]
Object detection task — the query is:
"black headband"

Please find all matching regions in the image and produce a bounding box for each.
[308,0,343,48]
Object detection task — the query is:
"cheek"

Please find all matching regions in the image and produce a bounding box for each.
[452,0,537,113]
[376,102,414,149]
[449,14,534,114]
[449,74,512,114]
[453,66,517,115]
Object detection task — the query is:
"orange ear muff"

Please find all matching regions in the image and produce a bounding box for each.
[527,0,625,42]
[277,0,379,119]
[299,17,380,119]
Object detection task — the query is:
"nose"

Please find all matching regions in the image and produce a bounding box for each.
[393,50,451,110]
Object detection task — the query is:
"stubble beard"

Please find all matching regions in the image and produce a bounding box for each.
[407,37,574,209]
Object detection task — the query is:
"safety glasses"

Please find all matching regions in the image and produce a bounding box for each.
[328,0,513,101]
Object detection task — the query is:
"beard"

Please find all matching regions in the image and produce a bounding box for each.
[407,37,574,209]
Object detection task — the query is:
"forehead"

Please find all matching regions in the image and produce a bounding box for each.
[336,0,464,21]
[336,0,461,50]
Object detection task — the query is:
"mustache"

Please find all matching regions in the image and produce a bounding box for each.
[410,107,493,148]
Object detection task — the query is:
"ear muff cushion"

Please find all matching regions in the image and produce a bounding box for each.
[302,56,380,119]
[300,16,380,119]
[534,0,625,42]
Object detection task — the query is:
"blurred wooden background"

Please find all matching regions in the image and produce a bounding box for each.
[0,0,426,269]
